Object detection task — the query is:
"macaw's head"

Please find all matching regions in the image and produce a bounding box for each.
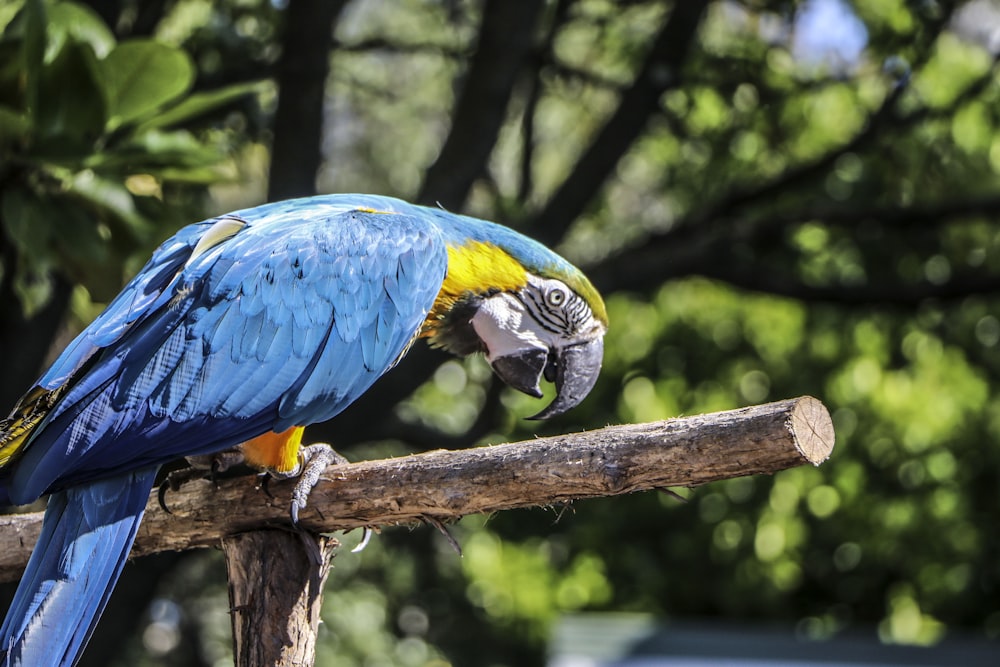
[423,231,608,420]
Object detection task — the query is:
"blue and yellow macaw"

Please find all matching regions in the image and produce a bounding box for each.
[0,194,607,665]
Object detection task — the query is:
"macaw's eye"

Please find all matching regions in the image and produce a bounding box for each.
[546,287,567,308]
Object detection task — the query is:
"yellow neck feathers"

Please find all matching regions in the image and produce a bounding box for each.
[422,241,527,338]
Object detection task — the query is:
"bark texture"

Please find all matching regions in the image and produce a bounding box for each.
[0,396,834,583]
[223,531,337,667]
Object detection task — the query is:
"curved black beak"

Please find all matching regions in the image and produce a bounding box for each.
[490,348,546,399]
[489,337,604,420]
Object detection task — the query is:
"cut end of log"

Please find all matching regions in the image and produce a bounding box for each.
[788,396,835,465]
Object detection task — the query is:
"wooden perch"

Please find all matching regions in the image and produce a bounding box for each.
[0,396,835,666]
[0,396,834,583]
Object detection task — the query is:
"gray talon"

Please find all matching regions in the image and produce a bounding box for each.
[286,443,347,524]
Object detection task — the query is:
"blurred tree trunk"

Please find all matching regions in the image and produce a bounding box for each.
[267,0,348,201]
[417,0,546,210]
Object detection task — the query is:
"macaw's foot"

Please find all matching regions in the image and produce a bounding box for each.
[267,443,349,524]
[158,449,247,512]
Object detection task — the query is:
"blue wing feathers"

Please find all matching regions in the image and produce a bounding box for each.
[1,196,464,664]
[6,200,456,499]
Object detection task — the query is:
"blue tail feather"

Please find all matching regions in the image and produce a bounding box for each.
[0,467,159,667]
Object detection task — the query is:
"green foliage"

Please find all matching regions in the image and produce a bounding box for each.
[358,3,1000,663]
[0,0,261,314]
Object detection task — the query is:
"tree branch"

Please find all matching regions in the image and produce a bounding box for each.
[0,396,834,583]
[586,193,1000,304]
[729,194,1000,232]
[604,5,975,295]
[674,72,910,240]
[530,0,710,245]
[333,36,467,59]
[700,264,1000,306]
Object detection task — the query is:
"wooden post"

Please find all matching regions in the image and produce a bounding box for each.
[222,531,337,667]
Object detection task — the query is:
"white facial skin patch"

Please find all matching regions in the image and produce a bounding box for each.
[469,276,603,362]
[470,292,547,362]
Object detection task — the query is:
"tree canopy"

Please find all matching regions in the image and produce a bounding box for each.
[3,0,1000,665]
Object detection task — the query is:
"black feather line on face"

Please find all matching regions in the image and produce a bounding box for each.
[519,284,591,337]
[521,289,565,334]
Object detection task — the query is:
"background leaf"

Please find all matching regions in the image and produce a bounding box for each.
[101,40,194,129]
[0,106,29,145]
[44,1,114,62]
[34,39,104,151]
[134,80,268,133]
[1,188,52,259]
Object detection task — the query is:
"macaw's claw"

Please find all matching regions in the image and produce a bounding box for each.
[256,472,275,498]
[351,527,376,553]
[158,449,247,513]
[157,479,177,514]
[282,443,348,525]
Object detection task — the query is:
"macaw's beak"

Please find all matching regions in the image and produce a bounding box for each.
[490,337,604,420]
